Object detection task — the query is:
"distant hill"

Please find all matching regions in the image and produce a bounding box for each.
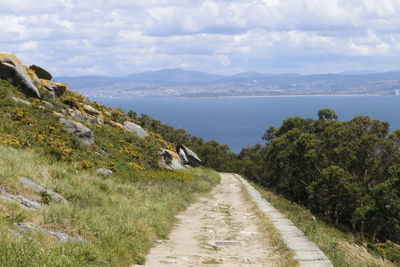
[123,68,225,84]
[56,69,400,97]
[338,71,382,75]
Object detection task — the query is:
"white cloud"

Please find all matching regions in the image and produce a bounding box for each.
[0,0,400,76]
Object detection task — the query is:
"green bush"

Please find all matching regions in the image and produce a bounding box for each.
[237,109,400,264]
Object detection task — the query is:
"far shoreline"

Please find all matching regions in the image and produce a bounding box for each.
[182,94,389,99]
[90,94,398,99]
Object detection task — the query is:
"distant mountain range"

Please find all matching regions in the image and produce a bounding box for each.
[56,69,400,97]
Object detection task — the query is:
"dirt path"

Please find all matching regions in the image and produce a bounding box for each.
[134,173,288,267]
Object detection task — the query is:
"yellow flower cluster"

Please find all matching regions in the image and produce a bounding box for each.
[48,140,73,160]
[0,134,22,146]
[12,107,36,124]
[59,89,88,109]
[128,162,145,170]
[118,144,142,160]
[81,160,93,169]
[13,107,28,120]
[107,161,116,171]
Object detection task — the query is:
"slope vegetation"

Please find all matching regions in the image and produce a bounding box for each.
[0,54,220,266]
[0,145,219,266]
[235,109,400,264]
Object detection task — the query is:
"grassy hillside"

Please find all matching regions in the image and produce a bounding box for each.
[0,145,219,266]
[0,79,166,174]
[0,57,220,266]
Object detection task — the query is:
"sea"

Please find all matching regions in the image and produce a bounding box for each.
[92,96,400,153]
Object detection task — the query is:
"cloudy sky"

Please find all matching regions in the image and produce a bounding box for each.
[1,0,400,76]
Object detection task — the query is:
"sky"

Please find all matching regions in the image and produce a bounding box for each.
[1,0,400,76]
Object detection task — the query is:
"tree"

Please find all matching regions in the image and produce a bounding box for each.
[318,108,338,120]
[239,110,400,242]
[262,126,277,142]
[307,166,358,225]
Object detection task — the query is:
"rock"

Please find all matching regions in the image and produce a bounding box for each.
[176,145,202,166]
[83,105,100,116]
[53,111,64,118]
[14,64,41,98]
[19,177,67,203]
[178,148,189,164]
[29,64,52,80]
[13,223,84,242]
[30,72,41,89]
[13,222,30,233]
[11,96,31,106]
[34,225,84,242]
[109,120,124,130]
[59,118,95,145]
[7,228,23,238]
[41,100,54,109]
[68,108,97,124]
[0,54,41,98]
[96,168,113,175]
[52,82,67,97]
[0,57,15,79]
[160,149,186,170]
[123,121,149,138]
[40,79,56,98]
[0,189,44,209]
[41,79,67,97]
[97,113,105,124]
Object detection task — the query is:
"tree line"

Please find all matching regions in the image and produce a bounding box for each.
[131,109,400,244]
[236,109,400,244]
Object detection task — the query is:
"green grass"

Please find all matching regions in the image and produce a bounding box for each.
[0,79,166,175]
[252,183,396,267]
[0,72,222,266]
[0,145,220,266]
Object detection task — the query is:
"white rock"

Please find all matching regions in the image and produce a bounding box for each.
[123,121,149,138]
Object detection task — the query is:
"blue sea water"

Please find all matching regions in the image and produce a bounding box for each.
[92,96,400,153]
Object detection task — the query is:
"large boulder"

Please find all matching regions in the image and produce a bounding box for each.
[176,145,202,166]
[123,121,149,138]
[0,54,41,98]
[0,58,14,78]
[52,82,67,97]
[29,64,52,80]
[40,79,55,97]
[59,118,94,145]
[160,149,186,170]
[41,80,67,98]
[178,148,189,164]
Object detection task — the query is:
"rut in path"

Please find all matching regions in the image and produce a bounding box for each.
[134,173,290,267]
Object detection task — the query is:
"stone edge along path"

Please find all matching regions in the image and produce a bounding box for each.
[235,174,333,267]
